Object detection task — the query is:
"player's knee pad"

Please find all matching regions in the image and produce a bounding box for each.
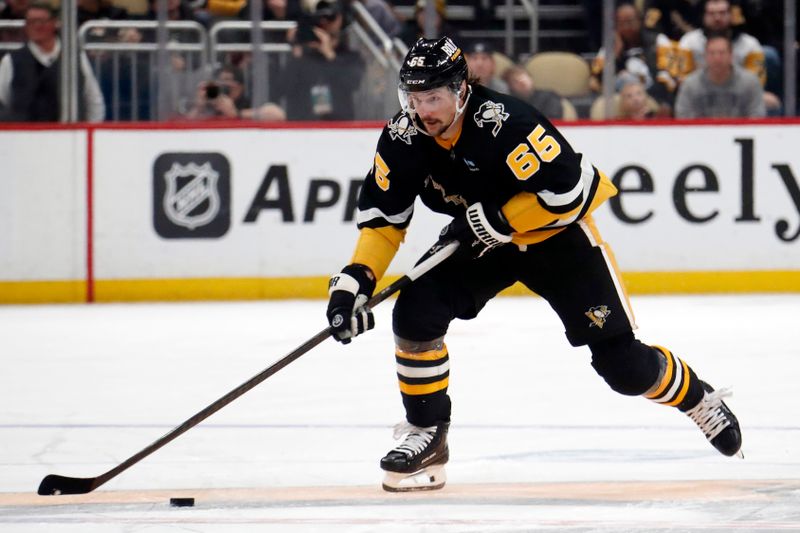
[589,332,662,396]
[392,281,451,341]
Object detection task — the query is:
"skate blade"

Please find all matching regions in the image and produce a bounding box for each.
[382,465,447,492]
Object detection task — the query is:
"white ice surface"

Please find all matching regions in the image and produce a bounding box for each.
[1,294,798,531]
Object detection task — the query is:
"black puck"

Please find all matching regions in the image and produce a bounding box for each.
[169,497,195,507]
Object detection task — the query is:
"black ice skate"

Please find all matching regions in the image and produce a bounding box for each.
[685,381,743,458]
[380,421,449,492]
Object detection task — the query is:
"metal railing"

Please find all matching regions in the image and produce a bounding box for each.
[350,0,404,72]
[349,0,409,118]
[0,20,24,52]
[211,13,400,120]
[78,20,207,121]
[500,0,537,57]
[208,20,295,106]
[784,0,797,116]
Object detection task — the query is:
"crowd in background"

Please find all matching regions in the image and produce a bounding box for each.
[0,0,797,123]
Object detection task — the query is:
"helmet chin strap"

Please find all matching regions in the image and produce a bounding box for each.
[411,84,472,138]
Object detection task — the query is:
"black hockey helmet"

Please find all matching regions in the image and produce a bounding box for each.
[398,36,468,94]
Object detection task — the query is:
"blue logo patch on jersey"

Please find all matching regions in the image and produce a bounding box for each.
[473,101,509,137]
[387,113,418,145]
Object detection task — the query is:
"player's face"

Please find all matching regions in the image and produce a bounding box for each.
[406,86,458,136]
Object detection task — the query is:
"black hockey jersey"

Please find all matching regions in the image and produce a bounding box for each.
[351,84,617,278]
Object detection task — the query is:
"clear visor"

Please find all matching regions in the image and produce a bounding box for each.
[398,84,460,116]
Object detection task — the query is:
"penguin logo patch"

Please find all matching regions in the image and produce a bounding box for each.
[473,101,509,137]
[585,305,611,328]
[387,113,418,145]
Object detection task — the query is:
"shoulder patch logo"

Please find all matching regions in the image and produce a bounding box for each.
[473,101,509,137]
[387,113,418,145]
[585,305,611,328]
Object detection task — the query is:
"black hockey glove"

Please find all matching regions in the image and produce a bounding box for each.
[439,202,514,259]
[326,264,377,344]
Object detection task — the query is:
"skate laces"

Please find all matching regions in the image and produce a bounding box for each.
[391,422,437,457]
[686,387,733,440]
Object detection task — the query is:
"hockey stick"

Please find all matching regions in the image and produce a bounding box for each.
[37,240,459,496]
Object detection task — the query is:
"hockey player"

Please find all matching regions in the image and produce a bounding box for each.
[326,36,742,492]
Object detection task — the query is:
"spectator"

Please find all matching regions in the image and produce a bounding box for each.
[617,76,658,120]
[398,0,460,47]
[0,2,105,122]
[678,0,764,83]
[464,40,508,94]
[184,63,250,119]
[502,64,563,120]
[275,0,364,120]
[0,0,30,42]
[677,0,780,113]
[183,63,285,120]
[590,2,674,107]
[674,32,764,118]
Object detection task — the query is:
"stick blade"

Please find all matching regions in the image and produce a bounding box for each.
[38,474,98,495]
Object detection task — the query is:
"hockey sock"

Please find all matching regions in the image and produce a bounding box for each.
[643,345,704,412]
[395,344,451,427]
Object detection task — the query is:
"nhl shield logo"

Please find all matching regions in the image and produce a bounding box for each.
[163,162,220,230]
[153,153,230,239]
